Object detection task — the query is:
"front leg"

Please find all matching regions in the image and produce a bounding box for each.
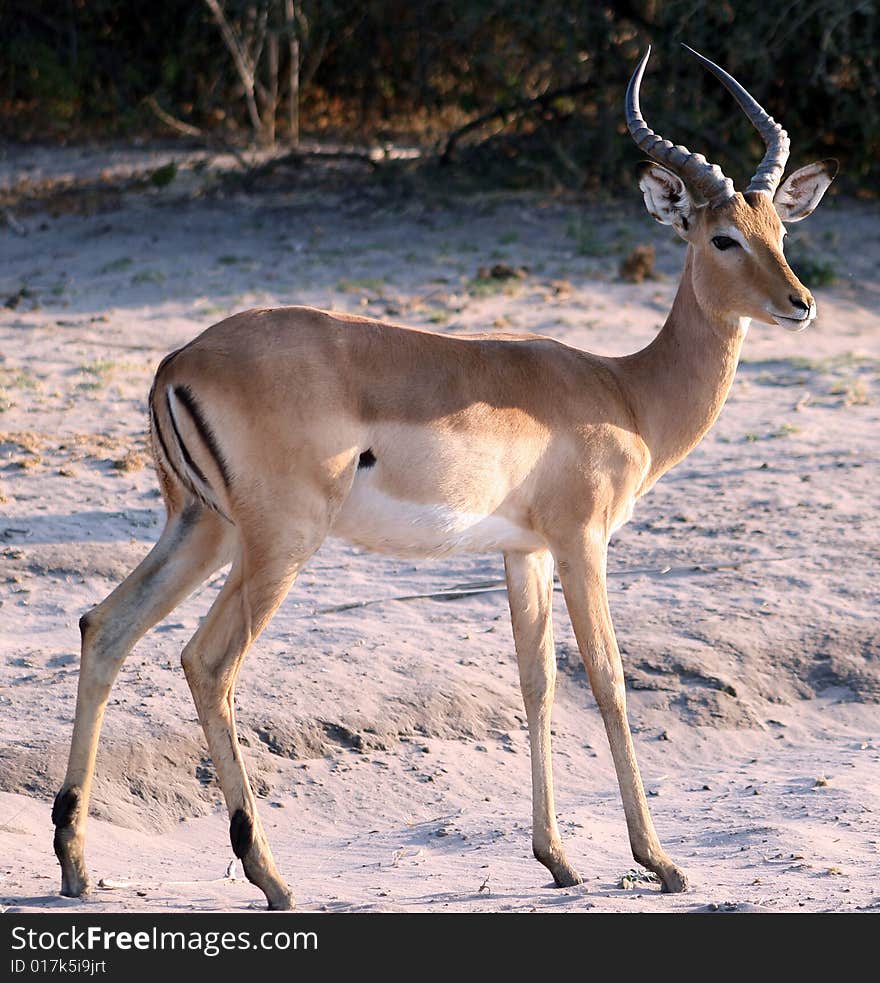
[555,534,688,893]
[504,550,581,888]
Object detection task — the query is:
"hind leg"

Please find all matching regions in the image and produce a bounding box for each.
[180,520,327,910]
[54,504,233,897]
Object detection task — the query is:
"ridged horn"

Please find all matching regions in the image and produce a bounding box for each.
[682,44,790,197]
[626,46,735,207]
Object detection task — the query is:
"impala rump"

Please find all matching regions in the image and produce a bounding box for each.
[150,379,233,521]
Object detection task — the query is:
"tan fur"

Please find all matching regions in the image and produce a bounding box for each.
[54,184,828,908]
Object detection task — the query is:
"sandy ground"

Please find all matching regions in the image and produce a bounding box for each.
[0,147,878,913]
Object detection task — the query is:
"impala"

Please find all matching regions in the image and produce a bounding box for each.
[53,46,836,909]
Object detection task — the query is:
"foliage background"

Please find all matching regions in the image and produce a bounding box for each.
[1,1,877,192]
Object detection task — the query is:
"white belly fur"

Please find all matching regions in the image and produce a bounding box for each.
[330,479,545,557]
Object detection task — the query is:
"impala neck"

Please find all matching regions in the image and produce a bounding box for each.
[621,247,749,487]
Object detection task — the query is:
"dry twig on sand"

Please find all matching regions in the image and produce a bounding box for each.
[315,554,806,614]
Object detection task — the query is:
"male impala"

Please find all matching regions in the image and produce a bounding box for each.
[53,47,836,909]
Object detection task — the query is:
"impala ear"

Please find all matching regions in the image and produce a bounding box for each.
[638,163,696,238]
[773,159,838,222]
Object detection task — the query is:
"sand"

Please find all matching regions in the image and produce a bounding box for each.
[1,146,878,913]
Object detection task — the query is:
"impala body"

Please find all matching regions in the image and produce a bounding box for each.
[53,47,836,909]
[156,310,643,555]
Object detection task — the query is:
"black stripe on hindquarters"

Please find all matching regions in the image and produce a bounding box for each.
[150,400,188,490]
[358,448,376,469]
[172,385,233,488]
[165,388,209,484]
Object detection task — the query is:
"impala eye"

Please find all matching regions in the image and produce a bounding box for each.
[711,235,738,251]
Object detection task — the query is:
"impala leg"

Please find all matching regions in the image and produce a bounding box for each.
[504,550,581,888]
[556,537,688,893]
[180,532,318,911]
[54,505,233,898]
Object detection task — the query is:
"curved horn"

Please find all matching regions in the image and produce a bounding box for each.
[682,44,790,197]
[626,47,735,207]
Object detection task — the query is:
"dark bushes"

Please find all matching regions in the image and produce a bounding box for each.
[1,1,876,192]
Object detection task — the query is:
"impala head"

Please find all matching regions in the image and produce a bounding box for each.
[627,46,837,331]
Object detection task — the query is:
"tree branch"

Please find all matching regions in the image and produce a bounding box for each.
[440,80,593,163]
[144,95,203,138]
[203,0,263,138]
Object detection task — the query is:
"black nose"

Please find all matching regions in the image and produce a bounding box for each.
[789,295,810,313]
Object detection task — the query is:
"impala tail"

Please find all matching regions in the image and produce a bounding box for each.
[149,362,233,521]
